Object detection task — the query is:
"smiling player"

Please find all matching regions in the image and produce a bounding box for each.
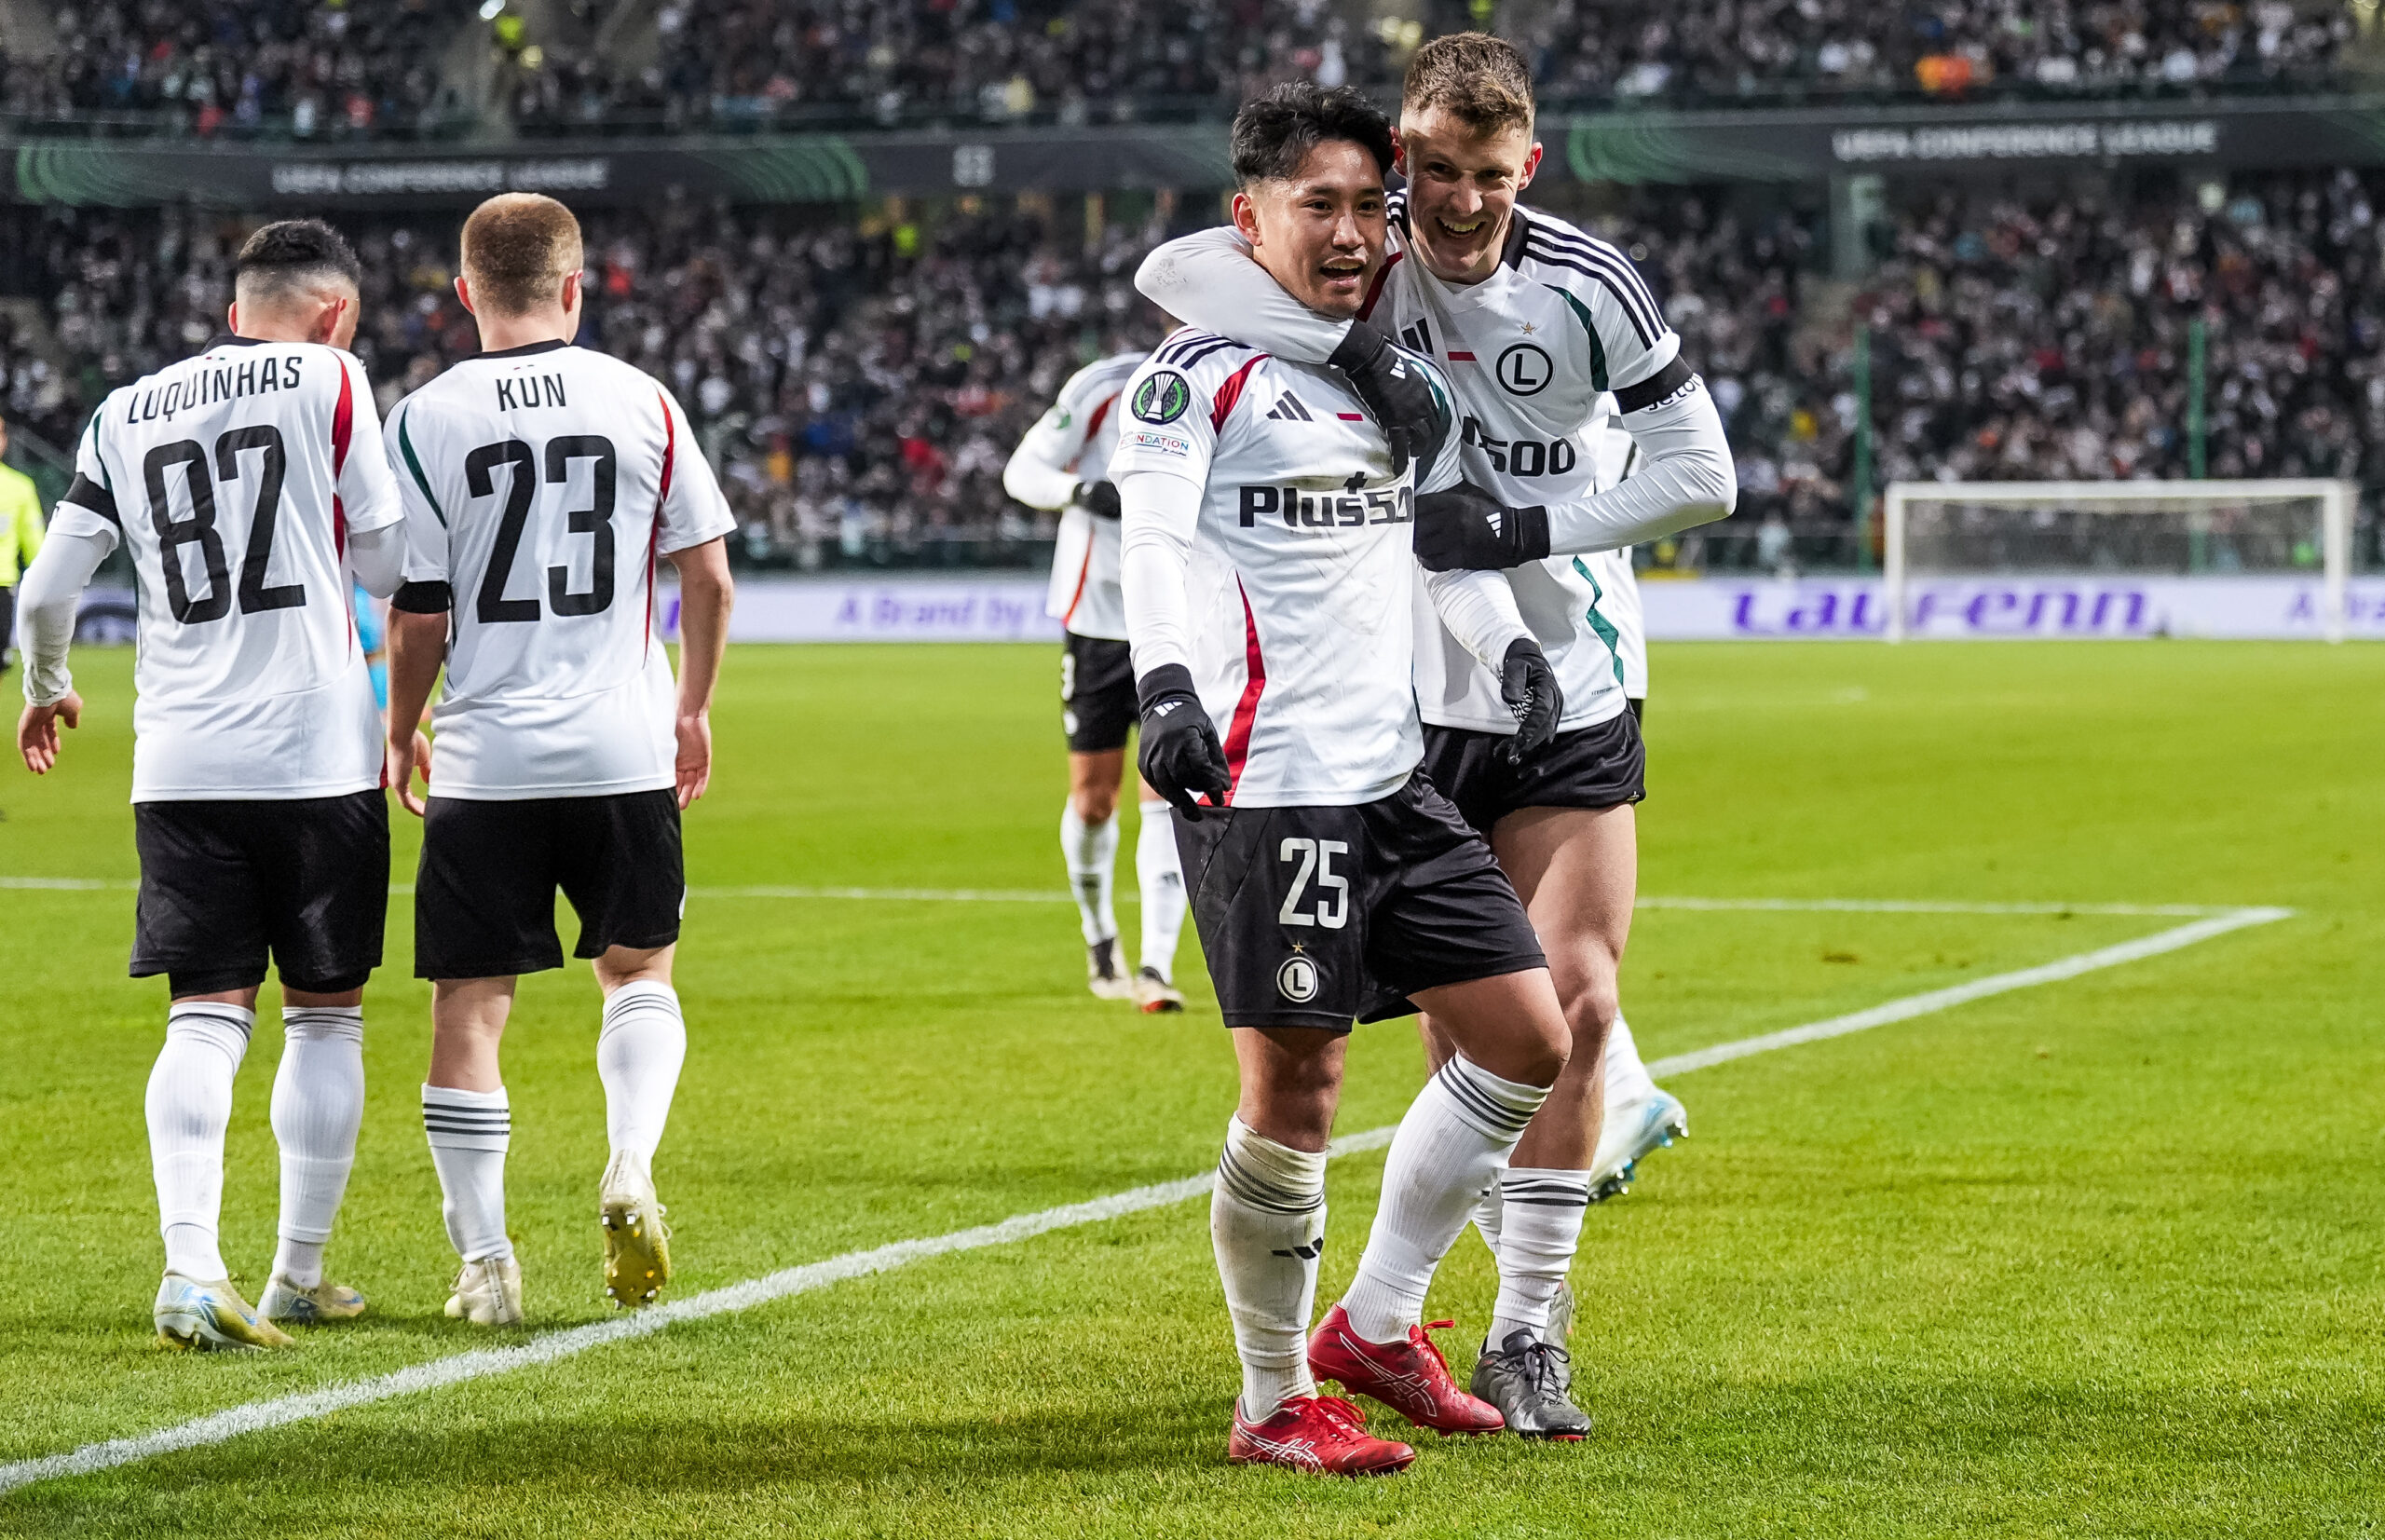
[1119,83,1578,1476]
[1136,34,1733,1438]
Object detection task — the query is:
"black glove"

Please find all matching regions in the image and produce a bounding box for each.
[1075,479,1122,520]
[1413,482,1551,572]
[1137,663,1231,820]
[1498,639,1563,765]
[1328,319,1448,476]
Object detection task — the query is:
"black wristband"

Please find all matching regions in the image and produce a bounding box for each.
[1136,661,1201,715]
[1516,505,1553,562]
[390,579,454,615]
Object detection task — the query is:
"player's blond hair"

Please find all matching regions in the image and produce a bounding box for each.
[1402,33,1535,137]
[460,193,584,317]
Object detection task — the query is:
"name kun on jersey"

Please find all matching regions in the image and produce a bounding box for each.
[493,373,568,412]
[122,352,307,425]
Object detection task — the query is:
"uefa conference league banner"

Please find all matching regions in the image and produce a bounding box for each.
[17,94,2385,206]
[620,576,2385,644]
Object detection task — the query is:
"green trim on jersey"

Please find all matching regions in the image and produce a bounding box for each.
[396,412,447,528]
[1573,556,1627,691]
[1547,286,1610,394]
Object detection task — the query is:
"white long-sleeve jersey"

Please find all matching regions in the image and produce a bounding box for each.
[1135,199,1729,734]
[1113,328,1526,808]
[1006,349,1144,641]
[45,336,403,800]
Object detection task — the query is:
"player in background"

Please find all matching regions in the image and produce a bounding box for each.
[1120,85,1574,1476]
[382,194,736,1327]
[0,415,44,673]
[14,220,409,1348]
[1134,34,1732,1438]
[1004,342,1190,1011]
[353,583,388,708]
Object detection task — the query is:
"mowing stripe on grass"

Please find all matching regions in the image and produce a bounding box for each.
[0,877,2270,919]
[0,906,2290,1497]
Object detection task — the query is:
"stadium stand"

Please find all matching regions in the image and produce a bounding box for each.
[7,0,472,138]
[4,0,2361,138]
[24,167,2374,571]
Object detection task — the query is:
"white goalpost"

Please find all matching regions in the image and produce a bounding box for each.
[1881,479,2356,643]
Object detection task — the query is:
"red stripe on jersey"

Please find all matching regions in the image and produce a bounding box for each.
[1357,251,1402,322]
[1220,579,1267,804]
[1447,350,1478,361]
[1335,413,1364,421]
[1060,534,1096,630]
[1210,354,1267,431]
[1082,394,1113,449]
[331,360,354,472]
[648,390,676,659]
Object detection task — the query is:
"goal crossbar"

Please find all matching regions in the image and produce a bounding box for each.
[1882,479,2354,643]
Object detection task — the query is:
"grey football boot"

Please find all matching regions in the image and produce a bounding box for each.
[1470,1329,1591,1440]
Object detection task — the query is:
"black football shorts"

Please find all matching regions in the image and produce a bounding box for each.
[131,790,389,997]
[414,789,684,979]
[1170,770,1546,1030]
[1062,632,1137,754]
[1419,707,1646,838]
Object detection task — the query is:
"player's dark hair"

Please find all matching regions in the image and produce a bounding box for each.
[1230,83,1396,187]
[233,219,362,296]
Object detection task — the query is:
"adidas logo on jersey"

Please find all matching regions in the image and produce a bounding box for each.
[1397,320,1435,356]
[1265,392,1314,422]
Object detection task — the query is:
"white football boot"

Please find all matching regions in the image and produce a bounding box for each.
[1588,1086,1688,1202]
[1132,964,1186,1014]
[1085,936,1135,1000]
[154,1274,294,1351]
[600,1150,673,1308]
[259,1274,369,1325]
[445,1256,525,1326]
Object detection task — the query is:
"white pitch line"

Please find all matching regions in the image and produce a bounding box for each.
[0,906,2291,1497]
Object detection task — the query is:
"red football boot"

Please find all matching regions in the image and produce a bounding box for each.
[1228,1393,1416,1476]
[1308,1305,1506,1435]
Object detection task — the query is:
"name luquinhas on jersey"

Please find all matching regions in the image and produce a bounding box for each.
[1236,475,1414,530]
[494,373,567,411]
[1459,416,1578,479]
[124,355,307,425]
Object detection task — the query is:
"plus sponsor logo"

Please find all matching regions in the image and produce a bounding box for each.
[1236,481,1413,530]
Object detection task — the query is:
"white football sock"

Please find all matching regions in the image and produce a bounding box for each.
[1211,1116,1327,1420]
[598,980,686,1165]
[1474,1179,1505,1260]
[148,1002,253,1281]
[1485,1167,1591,1349]
[1340,1055,1548,1344]
[269,1005,365,1289]
[1135,799,1187,980]
[422,1084,513,1262]
[1604,1013,1659,1104]
[1060,802,1120,946]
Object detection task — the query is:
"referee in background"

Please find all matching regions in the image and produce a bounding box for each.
[0,415,43,672]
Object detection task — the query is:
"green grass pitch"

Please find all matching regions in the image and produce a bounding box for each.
[1,639,2378,1537]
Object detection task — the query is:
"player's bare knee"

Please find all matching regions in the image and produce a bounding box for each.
[1071,784,1121,825]
[595,944,675,993]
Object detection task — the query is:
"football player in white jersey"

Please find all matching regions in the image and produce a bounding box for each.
[380,195,736,1326]
[1004,346,1191,1012]
[14,221,408,1349]
[1119,84,1581,1477]
[1134,34,1733,1438]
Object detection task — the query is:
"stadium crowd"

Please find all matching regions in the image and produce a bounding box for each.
[519,0,2359,132]
[7,0,470,136]
[13,166,2382,568]
[1,0,2356,136]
